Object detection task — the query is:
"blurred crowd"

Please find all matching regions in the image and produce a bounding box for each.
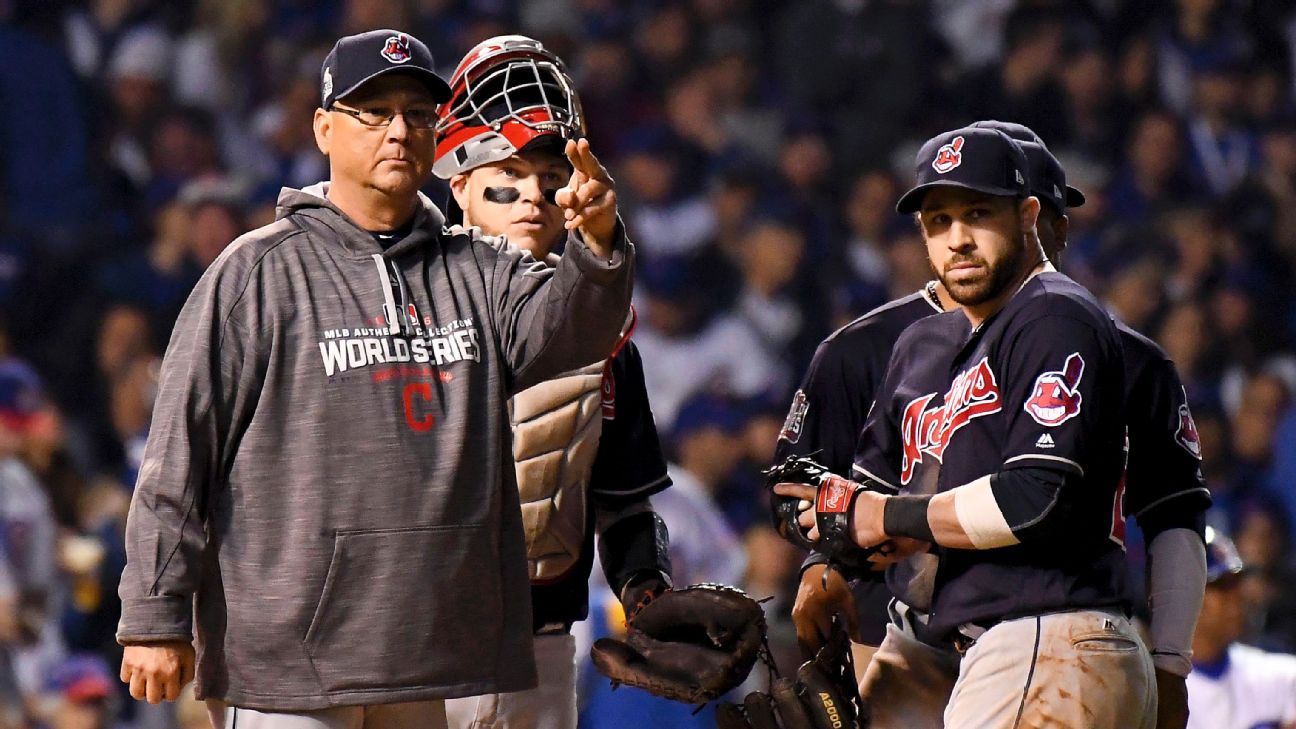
[2,0,1296,726]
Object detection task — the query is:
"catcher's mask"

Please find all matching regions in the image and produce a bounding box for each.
[432,35,585,180]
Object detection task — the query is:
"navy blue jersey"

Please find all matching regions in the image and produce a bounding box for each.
[1118,323,1211,525]
[777,289,941,644]
[918,272,1129,637]
[530,340,672,629]
[775,290,943,475]
[853,312,972,612]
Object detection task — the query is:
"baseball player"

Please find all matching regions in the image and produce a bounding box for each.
[787,121,1212,729]
[777,126,1156,728]
[431,36,672,729]
[115,29,635,729]
[1185,528,1296,729]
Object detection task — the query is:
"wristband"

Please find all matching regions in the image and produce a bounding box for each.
[883,494,935,542]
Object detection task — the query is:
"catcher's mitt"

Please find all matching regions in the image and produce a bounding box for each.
[765,455,878,562]
[590,583,767,704]
[716,623,868,729]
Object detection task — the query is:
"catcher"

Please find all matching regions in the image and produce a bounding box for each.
[432,36,674,729]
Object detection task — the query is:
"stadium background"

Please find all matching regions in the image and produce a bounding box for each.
[1,0,1296,727]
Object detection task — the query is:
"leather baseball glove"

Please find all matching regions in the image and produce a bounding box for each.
[716,623,868,729]
[590,583,767,704]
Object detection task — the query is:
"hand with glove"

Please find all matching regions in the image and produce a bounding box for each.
[590,583,767,704]
[716,623,868,729]
[765,455,893,564]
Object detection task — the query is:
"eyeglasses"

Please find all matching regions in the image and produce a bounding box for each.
[332,103,439,129]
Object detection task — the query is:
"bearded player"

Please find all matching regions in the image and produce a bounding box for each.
[432,36,672,729]
[777,126,1156,727]
[785,121,1210,729]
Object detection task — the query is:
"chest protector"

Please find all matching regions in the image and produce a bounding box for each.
[510,309,635,582]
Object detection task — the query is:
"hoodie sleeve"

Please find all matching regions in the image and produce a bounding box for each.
[116,246,265,645]
[488,221,634,394]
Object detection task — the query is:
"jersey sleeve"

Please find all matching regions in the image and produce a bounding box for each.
[981,312,1125,542]
[1125,357,1211,522]
[850,360,904,493]
[588,341,672,508]
[998,313,1120,477]
[775,336,875,477]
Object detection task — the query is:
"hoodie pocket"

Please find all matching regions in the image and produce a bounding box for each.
[304,523,502,693]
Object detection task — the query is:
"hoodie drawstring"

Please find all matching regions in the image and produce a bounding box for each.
[371,254,420,338]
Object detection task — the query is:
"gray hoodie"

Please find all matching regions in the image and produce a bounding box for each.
[116,184,634,710]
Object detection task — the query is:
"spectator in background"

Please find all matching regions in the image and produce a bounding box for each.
[1185,527,1296,729]
[1225,371,1289,495]
[1184,59,1261,198]
[838,169,900,309]
[1232,503,1296,651]
[103,29,174,191]
[39,654,117,729]
[654,394,746,587]
[0,360,64,717]
[634,260,786,431]
[1106,109,1203,225]
[179,185,246,270]
[633,4,694,94]
[62,0,168,86]
[143,108,226,211]
[617,127,716,258]
[733,218,806,355]
[94,204,200,324]
[1155,0,1253,116]
[246,70,330,192]
[1059,37,1118,163]
[953,6,1070,146]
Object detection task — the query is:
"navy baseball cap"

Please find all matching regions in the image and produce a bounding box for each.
[1204,526,1246,584]
[0,358,46,432]
[896,127,1031,214]
[969,120,1086,212]
[321,29,452,110]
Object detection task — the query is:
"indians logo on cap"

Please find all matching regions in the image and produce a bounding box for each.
[932,136,965,174]
[382,34,413,64]
[1025,352,1084,427]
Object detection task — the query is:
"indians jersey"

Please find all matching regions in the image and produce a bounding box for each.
[917,271,1128,637]
[1119,323,1211,524]
[775,289,941,643]
[852,311,972,612]
[1186,644,1296,729]
[775,290,943,475]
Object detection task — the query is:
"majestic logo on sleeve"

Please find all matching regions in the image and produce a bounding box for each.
[1175,400,1202,459]
[381,34,413,64]
[780,389,809,443]
[1024,352,1084,427]
[932,136,965,174]
[900,357,1002,484]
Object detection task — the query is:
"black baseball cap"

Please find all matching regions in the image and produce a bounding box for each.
[895,127,1031,214]
[321,29,452,110]
[969,120,1086,212]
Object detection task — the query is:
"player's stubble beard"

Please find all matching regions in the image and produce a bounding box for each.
[932,222,1029,308]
